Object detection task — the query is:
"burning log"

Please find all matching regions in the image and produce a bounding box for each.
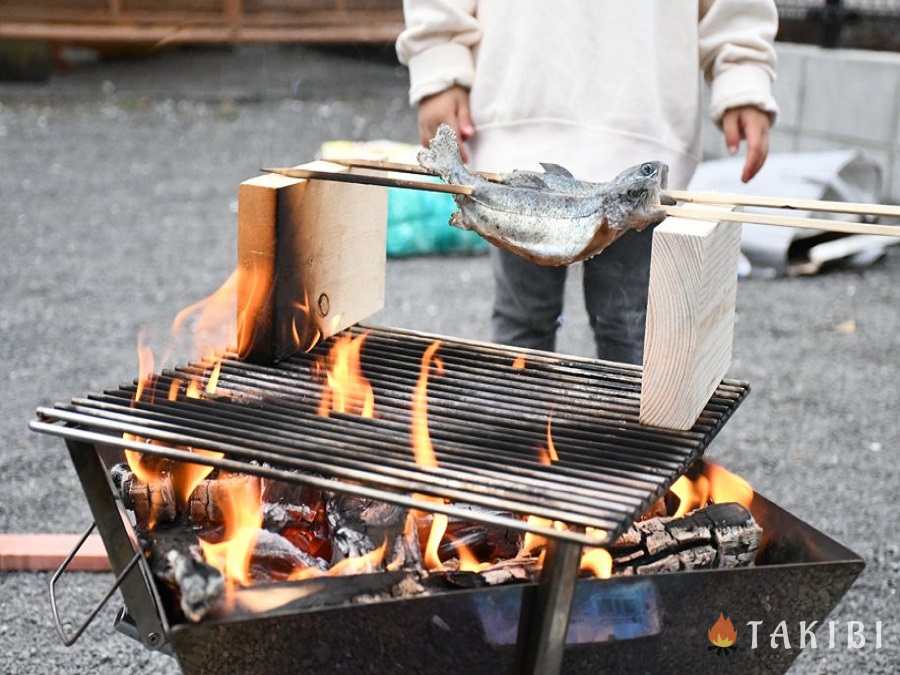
[326,494,423,572]
[144,530,225,623]
[113,464,177,529]
[610,502,762,575]
[250,530,328,582]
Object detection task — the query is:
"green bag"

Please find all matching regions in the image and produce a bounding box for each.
[386,181,488,258]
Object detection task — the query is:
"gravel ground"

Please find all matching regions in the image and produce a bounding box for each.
[1,46,897,674]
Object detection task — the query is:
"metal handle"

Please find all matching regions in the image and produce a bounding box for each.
[49,521,142,646]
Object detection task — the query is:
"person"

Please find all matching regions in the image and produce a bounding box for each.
[396,1,778,363]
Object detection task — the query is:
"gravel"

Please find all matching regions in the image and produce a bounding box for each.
[1,45,897,674]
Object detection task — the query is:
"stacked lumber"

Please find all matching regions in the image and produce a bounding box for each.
[0,0,404,44]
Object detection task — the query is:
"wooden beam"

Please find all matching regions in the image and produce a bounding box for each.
[640,206,741,430]
[237,162,388,364]
[0,533,109,572]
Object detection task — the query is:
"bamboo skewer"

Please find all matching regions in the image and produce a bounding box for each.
[263,166,475,196]
[329,158,900,221]
[263,166,899,238]
[661,206,899,237]
[665,189,900,219]
[330,157,505,182]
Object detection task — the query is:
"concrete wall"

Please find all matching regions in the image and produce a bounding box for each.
[701,43,900,203]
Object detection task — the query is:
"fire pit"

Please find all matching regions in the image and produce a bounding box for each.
[30,327,862,674]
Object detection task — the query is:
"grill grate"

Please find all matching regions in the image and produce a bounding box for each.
[32,325,748,546]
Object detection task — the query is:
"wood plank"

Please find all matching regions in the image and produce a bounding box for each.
[640,206,741,430]
[0,21,404,44]
[0,533,109,572]
[238,162,388,364]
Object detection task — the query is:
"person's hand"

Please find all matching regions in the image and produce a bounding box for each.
[418,85,474,162]
[721,106,771,183]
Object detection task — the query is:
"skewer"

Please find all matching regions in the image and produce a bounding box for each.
[329,157,505,183]
[263,166,474,196]
[665,190,900,219]
[330,158,900,220]
[262,167,899,237]
[662,206,899,237]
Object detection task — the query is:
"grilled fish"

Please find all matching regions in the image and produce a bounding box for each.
[418,124,669,266]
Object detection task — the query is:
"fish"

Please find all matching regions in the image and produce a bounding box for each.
[417,124,669,266]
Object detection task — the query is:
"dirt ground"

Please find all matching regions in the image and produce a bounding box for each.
[0,45,897,674]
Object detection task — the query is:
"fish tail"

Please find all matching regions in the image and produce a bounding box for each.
[418,123,471,183]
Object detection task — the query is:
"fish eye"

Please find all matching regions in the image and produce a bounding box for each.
[640,163,656,176]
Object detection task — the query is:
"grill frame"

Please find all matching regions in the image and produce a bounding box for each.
[32,324,749,547]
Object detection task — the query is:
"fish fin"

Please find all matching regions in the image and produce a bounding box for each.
[540,162,575,178]
[503,171,548,190]
[418,123,464,181]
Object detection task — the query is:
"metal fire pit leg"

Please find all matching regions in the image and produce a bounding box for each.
[516,539,582,675]
[63,439,168,650]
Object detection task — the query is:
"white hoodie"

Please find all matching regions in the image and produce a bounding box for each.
[396,0,778,189]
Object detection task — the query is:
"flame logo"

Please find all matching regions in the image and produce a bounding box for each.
[708,612,738,652]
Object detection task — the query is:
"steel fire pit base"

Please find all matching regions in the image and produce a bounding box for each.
[166,492,863,675]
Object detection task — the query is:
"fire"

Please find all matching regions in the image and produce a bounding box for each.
[317,333,375,418]
[134,333,155,403]
[288,291,322,353]
[412,341,444,469]
[579,547,612,578]
[708,612,737,648]
[167,378,182,401]
[537,416,559,465]
[512,354,526,370]
[705,462,753,509]
[186,379,202,399]
[170,448,224,505]
[205,359,222,395]
[199,475,263,586]
[423,513,448,571]
[671,462,753,518]
[288,540,387,581]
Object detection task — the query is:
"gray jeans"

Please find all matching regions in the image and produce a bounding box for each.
[491,228,654,364]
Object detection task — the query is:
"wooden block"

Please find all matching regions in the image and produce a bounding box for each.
[237,161,388,363]
[0,533,110,572]
[640,206,741,430]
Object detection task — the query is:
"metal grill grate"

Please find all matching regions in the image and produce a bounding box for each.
[31,325,748,546]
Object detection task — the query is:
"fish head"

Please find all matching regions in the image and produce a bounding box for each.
[604,161,669,230]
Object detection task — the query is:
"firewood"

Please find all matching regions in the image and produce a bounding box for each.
[144,529,225,623]
[250,529,328,582]
[116,466,177,529]
[326,494,423,572]
[610,502,762,575]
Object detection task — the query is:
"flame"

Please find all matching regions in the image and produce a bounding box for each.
[167,379,182,401]
[512,354,526,370]
[579,547,612,578]
[170,448,224,505]
[671,462,753,518]
[708,612,737,648]
[423,514,448,571]
[186,379,202,399]
[670,474,710,518]
[317,333,375,418]
[199,475,263,586]
[705,462,753,509]
[205,359,222,395]
[455,541,492,573]
[134,333,155,403]
[537,416,559,465]
[412,341,443,469]
[519,515,553,557]
[288,541,387,581]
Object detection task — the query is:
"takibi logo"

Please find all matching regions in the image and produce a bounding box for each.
[708,612,738,654]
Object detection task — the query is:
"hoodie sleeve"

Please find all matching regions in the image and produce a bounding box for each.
[699,0,779,124]
[395,0,481,106]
